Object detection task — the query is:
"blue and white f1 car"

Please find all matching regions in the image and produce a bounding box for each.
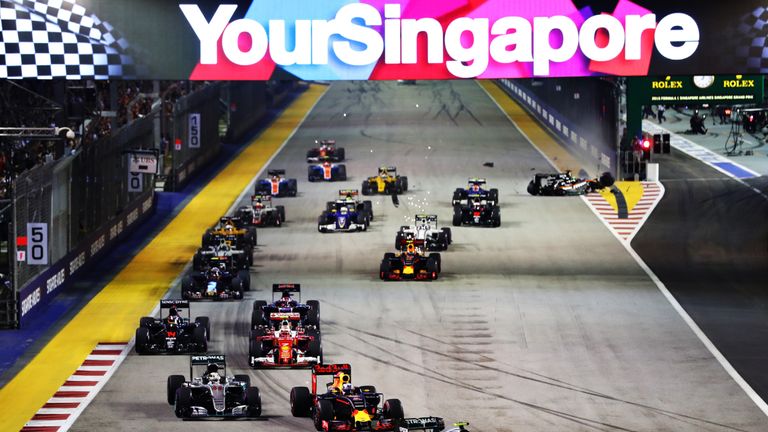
[317,200,370,233]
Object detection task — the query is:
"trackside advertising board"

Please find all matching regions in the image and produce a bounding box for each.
[1,1,768,79]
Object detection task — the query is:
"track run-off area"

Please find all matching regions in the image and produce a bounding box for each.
[7,81,768,432]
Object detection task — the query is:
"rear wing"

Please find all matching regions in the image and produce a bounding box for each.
[316,139,336,146]
[268,169,286,176]
[311,363,352,395]
[414,214,438,224]
[467,177,486,185]
[251,194,272,203]
[399,417,446,432]
[272,283,301,301]
[338,189,359,198]
[160,299,190,318]
[190,354,226,379]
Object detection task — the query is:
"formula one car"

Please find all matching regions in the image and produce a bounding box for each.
[307,139,345,162]
[380,242,441,281]
[395,215,452,251]
[331,189,373,220]
[255,169,298,197]
[361,166,408,195]
[201,217,256,258]
[452,178,498,206]
[167,354,261,419]
[527,171,614,196]
[249,316,322,368]
[452,199,500,227]
[318,200,370,233]
[135,299,210,355]
[182,267,251,300]
[308,161,347,182]
[192,241,250,271]
[290,363,405,431]
[236,194,285,227]
[251,284,320,330]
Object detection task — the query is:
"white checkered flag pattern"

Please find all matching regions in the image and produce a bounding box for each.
[0,0,137,78]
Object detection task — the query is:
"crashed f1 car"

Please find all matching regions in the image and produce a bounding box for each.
[290,363,405,431]
[167,354,261,419]
[527,171,614,196]
[135,299,210,355]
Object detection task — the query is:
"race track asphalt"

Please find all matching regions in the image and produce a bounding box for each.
[71,81,768,432]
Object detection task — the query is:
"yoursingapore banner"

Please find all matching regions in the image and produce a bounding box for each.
[1,0,768,80]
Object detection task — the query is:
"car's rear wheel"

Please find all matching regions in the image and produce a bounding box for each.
[195,316,211,341]
[135,327,150,355]
[383,399,404,420]
[306,300,320,326]
[234,374,251,387]
[192,326,207,352]
[290,387,312,417]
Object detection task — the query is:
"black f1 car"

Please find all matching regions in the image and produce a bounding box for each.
[167,354,261,419]
[307,139,345,162]
[251,284,320,330]
[308,161,347,182]
[255,169,298,197]
[135,299,210,354]
[395,215,452,251]
[290,363,405,431]
[452,178,498,206]
[527,171,614,196]
[236,194,285,227]
[452,199,500,227]
[182,267,251,300]
[380,242,441,281]
[192,241,250,272]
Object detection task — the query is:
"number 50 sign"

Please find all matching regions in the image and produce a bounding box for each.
[27,223,48,265]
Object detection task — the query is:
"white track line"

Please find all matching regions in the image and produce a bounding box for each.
[480,81,768,418]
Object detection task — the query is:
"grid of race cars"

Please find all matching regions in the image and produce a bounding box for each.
[136,138,611,431]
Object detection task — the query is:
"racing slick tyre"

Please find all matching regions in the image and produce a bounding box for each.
[599,171,615,188]
[338,164,347,181]
[308,334,322,358]
[337,147,345,161]
[379,261,390,280]
[308,165,317,182]
[195,316,211,341]
[361,180,372,195]
[290,386,312,417]
[452,188,464,205]
[401,176,408,192]
[192,326,208,352]
[181,276,194,299]
[192,252,204,271]
[246,227,257,247]
[489,188,499,204]
[429,253,442,273]
[363,200,373,219]
[306,300,320,326]
[288,179,298,196]
[167,375,185,405]
[232,277,244,298]
[426,258,439,280]
[491,206,501,228]
[246,386,262,417]
[452,210,462,227]
[384,252,396,261]
[526,180,540,196]
[234,374,251,387]
[383,399,405,420]
[315,399,335,431]
[277,205,286,225]
[395,232,404,250]
[442,227,452,245]
[251,302,267,328]
[201,230,214,247]
[135,327,150,354]
[249,335,266,358]
[175,387,192,418]
[237,270,251,291]
[139,316,154,328]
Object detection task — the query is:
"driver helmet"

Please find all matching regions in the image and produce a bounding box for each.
[167,307,180,325]
[340,206,349,215]
[333,371,351,390]
[342,383,354,394]
[279,294,294,307]
[471,183,480,192]
[208,267,221,280]
[378,166,388,176]
[406,242,416,254]
[279,320,291,335]
[206,372,221,384]
[472,198,482,207]
[224,223,235,232]
[254,201,264,210]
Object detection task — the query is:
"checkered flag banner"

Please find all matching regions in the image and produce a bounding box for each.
[715,5,768,73]
[0,0,138,78]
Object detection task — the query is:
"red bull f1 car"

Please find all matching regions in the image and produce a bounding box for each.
[290,363,405,431]
[255,169,298,197]
[527,171,614,196]
[309,161,348,182]
[167,354,261,419]
[380,242,441,281]
[236,194,285,227]
[307,139,345,162]
[135,299,210,354]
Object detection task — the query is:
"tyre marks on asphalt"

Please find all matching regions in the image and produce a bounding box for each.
[584,182,664,242]
[21,343,129,432]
